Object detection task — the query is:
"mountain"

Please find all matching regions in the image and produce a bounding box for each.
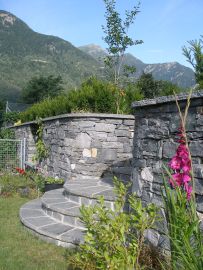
[79,44,195,89]
[0,11,100,101]
[0,10,196,103]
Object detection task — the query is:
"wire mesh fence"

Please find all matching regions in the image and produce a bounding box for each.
[0,139,26,171]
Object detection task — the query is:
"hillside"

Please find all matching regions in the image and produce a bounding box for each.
[0,11,100,101]
[79,44,195,89]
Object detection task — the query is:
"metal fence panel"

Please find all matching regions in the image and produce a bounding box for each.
[0,139,26,171]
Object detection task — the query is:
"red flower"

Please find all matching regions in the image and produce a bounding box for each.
[16,167,26,175]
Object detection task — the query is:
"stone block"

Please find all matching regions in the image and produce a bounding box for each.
[193,164,203,178]
[82,149,91,157]
[112,166,132,175]
[194,178,203,195]
[141,167,154,182]
[64,138,74,147]
[144,229,160,247]
[163,141,178,158]
[107,136,117,142]
[75,133,91,148]
[123,119,135,126]
[101,149,117,161]
[115,130,130,137]
[91,148,98,158]
[102,142,123,149]
[132,159,146,168]
[196,195,203,213]
[95,123,115,133]
[190,141,203,157]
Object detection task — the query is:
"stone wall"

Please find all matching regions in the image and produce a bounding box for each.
[131,91,203,248]
[14,113,134,182]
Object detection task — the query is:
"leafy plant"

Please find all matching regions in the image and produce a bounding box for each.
[45,176,64,185]
[162,90,203,270]
[67,177,159,270]
[21,75,64,104]
[182,36,203,89]
[102,0,143,113]
[0,173,35,196]
[3,111,21,126]
[33,119,48,163]
[102,0,143,85]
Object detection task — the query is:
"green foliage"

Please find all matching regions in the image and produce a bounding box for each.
[0,128,15,139]
[0,196,67,269]
[20,94,71,122]
[21,75,64,104]
[183,36,203,89]
[0,11,100,99]
[19,75,183,122]
[137,72,182,98]
[67,177,159,270]
[20,77,145,121]
[102,0,143,85]
[68,77,117,113]
[162,176,203,270]
[33,119,48,163]
[45,176,64,185]
[0,173,35,195]
[3,111,20,125]
[31,173,45,193]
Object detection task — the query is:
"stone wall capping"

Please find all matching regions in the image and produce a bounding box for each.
[11,113,134,128]
[132,89,203,108]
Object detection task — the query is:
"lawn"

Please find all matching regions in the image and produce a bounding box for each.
[0,195,67,270]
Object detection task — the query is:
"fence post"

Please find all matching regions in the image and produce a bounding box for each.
[23,138,26,169]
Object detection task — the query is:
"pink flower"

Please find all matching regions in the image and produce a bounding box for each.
[177,144,189,159]
[170,173,182,187]
[182,162,191,173]
[169,156,182,170]
[182,174,191,184]
[168,125,193,200]
[184,183,193,200]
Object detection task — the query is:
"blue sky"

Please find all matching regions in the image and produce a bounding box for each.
[0,0,202,67]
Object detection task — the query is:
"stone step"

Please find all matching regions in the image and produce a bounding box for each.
[20,178,118,247]
[41,189,84,228]
[63,179,116,209]
[20,198,85,247]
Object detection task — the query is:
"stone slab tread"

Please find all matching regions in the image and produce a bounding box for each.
[64,179,116,201]
[20,199,84,246]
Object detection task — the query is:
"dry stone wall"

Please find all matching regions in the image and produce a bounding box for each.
[132,91,203,249]
[14,113,134,182]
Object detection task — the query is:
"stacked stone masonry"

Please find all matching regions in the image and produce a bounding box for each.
[132,90,203,249]
[14,91,203,249]
[14,113,135,183]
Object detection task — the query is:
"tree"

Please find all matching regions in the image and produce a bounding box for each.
[182,36,203,89]
[136,72,159,98]
[136,72,182,99]
[102,0,143,86]
[21,75,64,104]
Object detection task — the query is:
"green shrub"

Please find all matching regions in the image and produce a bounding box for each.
[20,94,71,122]
[67,177,159,270]
[68,77,117,113]
[0,173,35,195]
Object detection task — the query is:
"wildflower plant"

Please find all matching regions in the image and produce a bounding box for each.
[162,90,203,270]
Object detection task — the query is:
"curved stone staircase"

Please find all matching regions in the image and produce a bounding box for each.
[20,179,116,247]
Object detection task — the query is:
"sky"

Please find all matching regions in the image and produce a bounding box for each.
[0,0,202,68]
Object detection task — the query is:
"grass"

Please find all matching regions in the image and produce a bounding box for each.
[0,195,67,270]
